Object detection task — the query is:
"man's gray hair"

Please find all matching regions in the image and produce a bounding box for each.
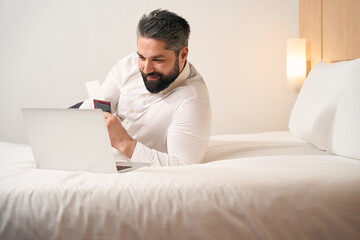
[137,9,190,56]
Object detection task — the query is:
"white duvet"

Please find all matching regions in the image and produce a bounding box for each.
[1,132,360,240]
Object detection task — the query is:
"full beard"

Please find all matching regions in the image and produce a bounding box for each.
[140,58,180,94]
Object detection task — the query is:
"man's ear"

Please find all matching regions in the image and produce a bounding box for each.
[180,47,189,62]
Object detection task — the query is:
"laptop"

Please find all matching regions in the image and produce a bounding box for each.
[22,108,150,173]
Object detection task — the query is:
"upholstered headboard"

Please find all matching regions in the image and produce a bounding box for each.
[300,0,360,72]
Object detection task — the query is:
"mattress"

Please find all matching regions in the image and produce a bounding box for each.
[1,131,360,240]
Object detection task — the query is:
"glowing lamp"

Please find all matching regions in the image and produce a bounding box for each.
[287,38,306,92]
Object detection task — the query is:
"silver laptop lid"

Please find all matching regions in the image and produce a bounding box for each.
[22,108,116,173]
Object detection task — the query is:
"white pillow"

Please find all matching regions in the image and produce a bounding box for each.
[288,58,360,150]
[327,66,360,159]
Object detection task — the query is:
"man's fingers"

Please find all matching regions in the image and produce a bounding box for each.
[104,112,119,127]
[104,112,112,119]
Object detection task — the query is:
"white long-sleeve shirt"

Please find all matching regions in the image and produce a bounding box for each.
[80,52,212,166]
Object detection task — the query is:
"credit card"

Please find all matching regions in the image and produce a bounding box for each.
[93,99,111,113]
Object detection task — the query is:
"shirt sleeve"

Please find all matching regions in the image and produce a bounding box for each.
[80,62,121,113]
[130,98,212,166]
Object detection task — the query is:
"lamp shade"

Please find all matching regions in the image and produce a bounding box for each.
[287,38,306,92]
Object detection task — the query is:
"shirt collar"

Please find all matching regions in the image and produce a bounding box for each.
[160,60,190,96]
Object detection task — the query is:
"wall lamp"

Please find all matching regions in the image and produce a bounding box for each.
[287,38,307,93]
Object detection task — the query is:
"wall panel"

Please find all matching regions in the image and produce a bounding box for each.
[300,0,360,68]
[322,0,360,62]
[299,0,322,71]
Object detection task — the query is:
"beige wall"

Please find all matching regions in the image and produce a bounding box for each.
[0,0,299,143]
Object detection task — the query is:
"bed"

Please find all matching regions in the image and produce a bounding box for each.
[1,131,360,240]
[1,0,360,239]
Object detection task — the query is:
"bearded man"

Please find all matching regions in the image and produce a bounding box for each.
[80,9,211,166]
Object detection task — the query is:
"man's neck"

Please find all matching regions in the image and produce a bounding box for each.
[179,60,187,73]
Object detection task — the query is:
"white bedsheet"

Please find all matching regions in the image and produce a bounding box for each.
[1,132,360,240]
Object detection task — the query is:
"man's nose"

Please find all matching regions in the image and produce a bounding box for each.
[143,60,154,74]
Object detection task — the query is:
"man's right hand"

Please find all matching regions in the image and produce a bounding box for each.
[104,112,137,159]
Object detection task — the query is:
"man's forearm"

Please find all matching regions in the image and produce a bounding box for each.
[116,138,137,159]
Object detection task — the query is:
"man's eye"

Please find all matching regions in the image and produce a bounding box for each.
[153,59,164,62]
